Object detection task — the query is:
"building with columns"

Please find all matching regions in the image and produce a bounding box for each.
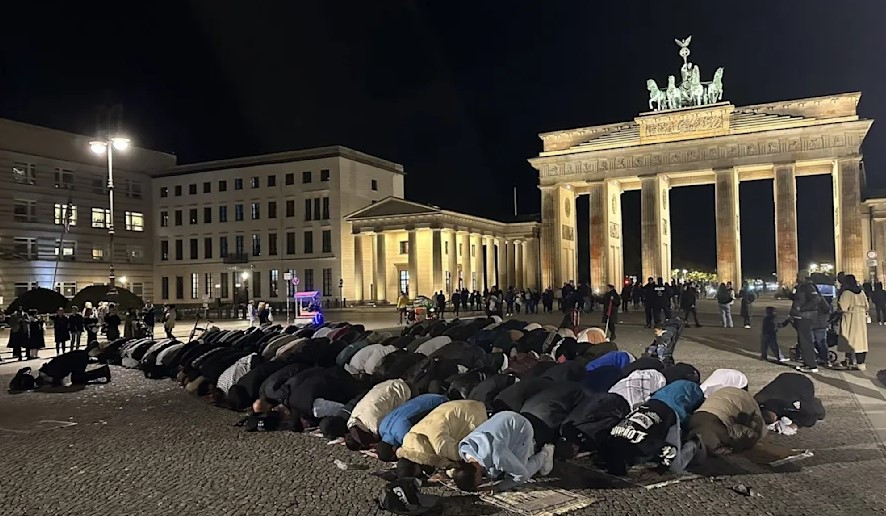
[345,197,540,303]
[530,92,874,290]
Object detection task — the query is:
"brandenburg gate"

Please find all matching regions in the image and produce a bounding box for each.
[529,36,873,290]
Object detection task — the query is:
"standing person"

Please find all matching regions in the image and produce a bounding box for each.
[716,283,734,328]
[25,309,45,359]
[50,308,70,355]
[738,282,756,329]
[68,306,84,350]
[143,301,156,338]
[246,300,256,327]
[503,289,514,317]
[602,284,620,340]
[105,304,121,341]
[642,277,656,328]
[452,290,461,318]
[163,304,177,338]
[123,308,135,340]
[811,290,832,366]
[760,307,790,362]
[435,291,446,320]
[631,281,643,309]
[680,284,701,328]
[543,288,554,313]
[6,307,27,361]
[257,302,271,325]
[653,278,671,323]
[620,282,632,313]
[83,307,99,346]
[397,291,409,325]
[872,282,886,325]
[838,274,869,371]
[790,281,823,374]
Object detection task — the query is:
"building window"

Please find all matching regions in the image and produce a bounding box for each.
[126,246,144,264]
[12,162,36,184]
[219,180,227,192]
[268,201,277,219]
[285,173,294,185]
[14,200,37,223]
[304,231,313,254]
[125,211,144,231]
[93,176,107,195]
[189,238,198,260]
[399,241,408,255]
[235,235,245,254]
[160,240,169,261]
[204,273,212,296]
[56,282,77,297]
[13,238,37,259]
[189,184,197,195]
[219,205,228,223]
[174,210,183,226]
[270,269,279,298]
[252,234,261,256]
[220,236,229,258]
[251,176,260,188]
[286,232,295,255]
[269,233,278,256]
[175,276,184,299]
[322,230,332,253]
[160,186,168,198]
[320,169,330,182]
[371,179,378,191]
[203,181,211,193]
[91,207,111,228]
[220,273,229,298]
[191,273,199,299]
[14,282,35,297]
[313,198,321,221]
[322,196,330,220]
[124,179,142,199]
[92,245,106,262]
[234,178,243,190]
[203,206,212,224]
[235,204,244,221]
[131,282,144,297]
[175,239,183,260]
[304,199,312,221]
[304,268,314,291]
[322,268,332,296]
[399,270,410,296]
[54,168,74,189]
[174,185,182,196]
[54,204,77,226]
[286,200,295,217]
[267,175,276,187]
[161,277,169,299]
[189,208,198,225]
[54,240,76,260]
[160,211,168,227]
[204,237,213,259]
[302,171,311,183]
[251,202,260,220]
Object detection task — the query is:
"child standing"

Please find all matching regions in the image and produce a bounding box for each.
[761,306,790,362]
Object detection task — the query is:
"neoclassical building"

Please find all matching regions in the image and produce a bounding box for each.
[346,197,540,303]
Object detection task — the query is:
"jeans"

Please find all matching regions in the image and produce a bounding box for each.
[70,332,82,350]
[812,328,829,362]
[877,303,886,323]
[55,340,67,354]
[795,319,817,368]
[719,304,733,327]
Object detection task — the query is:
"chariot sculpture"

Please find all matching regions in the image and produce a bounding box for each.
[646,35,725,111]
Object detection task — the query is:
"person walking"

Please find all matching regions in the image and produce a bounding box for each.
[6,307,27,361]
[716,283,734,328]
[452,290,461,317]
[68,306,84,350]
[837,274,869,371]
[620,282,632,313]
[872,282,886,325]
[760,306,790,362]
[602,284,620,340]
[642,277,656,328]
[50,307,70,355]
[143,301,156,338]
[680,283,701,327]
[436,291,446,320]
[738,282,756,329]
[83,307,99,346]
[163,304,177,339]
[397,291,409,324]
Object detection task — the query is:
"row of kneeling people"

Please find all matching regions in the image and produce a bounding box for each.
[92,316,826,492]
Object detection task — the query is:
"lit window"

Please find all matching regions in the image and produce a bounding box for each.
[92,246,105,261]
[251,202,260,220]
[92,208,111,228]
[127,246,144,264]
[54,204,77,226]
[125,211,144,231]
[56,282,77,297]
[251,176,260,188]
[12,162,36,184]
[55,240,76,259]
[191,273,199,300]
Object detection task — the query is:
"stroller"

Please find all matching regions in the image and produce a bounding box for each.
[643,317,684,366]
[788,313,839,364]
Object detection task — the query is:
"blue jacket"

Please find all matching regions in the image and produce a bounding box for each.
[583,351,633,393]
[650,380,704,425]
[378,394,447,446]
[585,351,631,373]
[458,411,540,491]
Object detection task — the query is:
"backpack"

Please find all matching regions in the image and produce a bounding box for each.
[9,367,36,391]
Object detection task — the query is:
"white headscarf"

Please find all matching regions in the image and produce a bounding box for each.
[700,368,748,397]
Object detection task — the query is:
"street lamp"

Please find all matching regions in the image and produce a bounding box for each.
[241,271,250,303]
[339,278,343,308]
[89,136,130,294]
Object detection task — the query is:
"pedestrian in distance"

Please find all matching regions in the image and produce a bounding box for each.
[716,283,734,328]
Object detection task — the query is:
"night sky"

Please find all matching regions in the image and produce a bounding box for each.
[3,1,884,278]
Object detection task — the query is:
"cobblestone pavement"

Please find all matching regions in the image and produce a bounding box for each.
[2,309,886,515]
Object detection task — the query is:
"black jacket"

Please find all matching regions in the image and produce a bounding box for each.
[260,362,314,403]
[754,373,825,427]
[560,392,630,452]
[51,315,70,342]
[39,350,90,380]
[284,366,361,421]
[519,382,584,430]
[468,374,518,409]
[226,360,288,410]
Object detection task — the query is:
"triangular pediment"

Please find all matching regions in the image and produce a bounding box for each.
[345,196,442,220]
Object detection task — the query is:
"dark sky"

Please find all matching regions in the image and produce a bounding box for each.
[2,1,884,278]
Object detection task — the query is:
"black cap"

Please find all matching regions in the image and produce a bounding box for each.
[378,478,441,515]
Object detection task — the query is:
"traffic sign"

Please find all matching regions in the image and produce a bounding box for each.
[868,258,878,267]
[868,250,878,260]
[283,272,292,281]
[292,276,300,286]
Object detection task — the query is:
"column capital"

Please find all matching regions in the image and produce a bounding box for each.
[713,166,737,174]
[772,160,796,169]
[838,155,862,165]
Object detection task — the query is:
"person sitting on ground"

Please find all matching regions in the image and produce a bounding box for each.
[452,411,555,492]
[376,394,449,462]
[345,379,412,450]
[688,386,766,456]
[395,400,488,477]
[754,372,825,428]
[643,318,685,367]
[700,368,748,397]
[36,349,111,387]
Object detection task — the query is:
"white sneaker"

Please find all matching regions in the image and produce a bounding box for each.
[857,363,867,371]
[744,325,751,329]
[778,357,791,363]
[539,444,555,476]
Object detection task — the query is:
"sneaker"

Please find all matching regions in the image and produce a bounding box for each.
[795,366,818,374]
[744,325,751,329]
[778,357,790,363]
[540,444,555,476]
[857,363,867,371]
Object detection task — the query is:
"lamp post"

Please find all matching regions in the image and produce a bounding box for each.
[89,136,130,295]
[338,278,343,308]
[241,271,250,304]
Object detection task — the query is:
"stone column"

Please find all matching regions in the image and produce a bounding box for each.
[460,231,471,290]
[539,185,576,289]
[484,235,495,291]
[407,229,417,297]
[514,240,524,289]
[353,233,364,302]
[501,239,512,288]
[447,230,458,292]
[375,233,387,303]
[432,229,443,293]
[588,180,624,289]
[540,187,556,290]
[834,157,864,276]
[472,233,483,291]
[525,238,539,290]
[369,233,379,301]
[773,163,799,287]
[715,167,742,287]
[640,176,671,281]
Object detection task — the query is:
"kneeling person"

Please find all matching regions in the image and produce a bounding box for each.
[38,350,111,387]
[689,386,766,454]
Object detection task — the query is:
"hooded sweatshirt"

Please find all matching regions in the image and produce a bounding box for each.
[378,394,448,446]
[458,411,546,492]
[347,379,412,435]
[700,369,748,397]
[649,379,704,425]
[608,369,666,409]
[396,400,488,468]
